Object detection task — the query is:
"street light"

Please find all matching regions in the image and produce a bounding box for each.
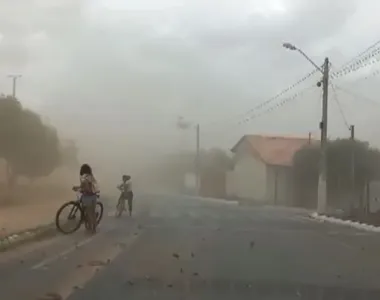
[176,117,201,196]
[282,42,323,74]
[283,42,329,214]
[7,74,22,98]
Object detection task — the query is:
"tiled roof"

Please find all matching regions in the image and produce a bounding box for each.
[231,134,318,167]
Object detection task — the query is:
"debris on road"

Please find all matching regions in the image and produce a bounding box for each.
[167,284,173,288]
[191,252,195,258]
[172,252,180,259]
[38,292,63,300]
[250,241,255,249]
[180,268,184,273]
[116,242,127,248]
[193,272,199,276]
[88,260,107,267]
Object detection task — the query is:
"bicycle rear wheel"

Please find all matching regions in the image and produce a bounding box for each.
[95,201,104,224]
[55,201,84,234]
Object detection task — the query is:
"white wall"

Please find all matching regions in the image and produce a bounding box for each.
[227,139,268,201]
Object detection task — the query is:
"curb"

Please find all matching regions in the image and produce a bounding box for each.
[0,223,57,252]
[309,212,380,233]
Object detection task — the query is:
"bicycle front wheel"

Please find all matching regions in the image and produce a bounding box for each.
[55,201,84,234]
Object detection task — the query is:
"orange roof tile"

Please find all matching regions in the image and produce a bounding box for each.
[232,134,319,167]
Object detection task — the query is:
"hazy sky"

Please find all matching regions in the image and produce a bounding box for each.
[1,0,380,167]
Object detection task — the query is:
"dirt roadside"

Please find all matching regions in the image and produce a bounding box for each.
[0,184,72,238]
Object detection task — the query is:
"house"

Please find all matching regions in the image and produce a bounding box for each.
[227,134,315,205]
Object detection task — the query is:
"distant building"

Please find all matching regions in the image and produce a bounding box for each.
[227,134,315,205]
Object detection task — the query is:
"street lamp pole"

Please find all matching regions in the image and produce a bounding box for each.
[177,117,201,196]
[283,43,329,214]
[8,74,22,98]
[195,123,200,196]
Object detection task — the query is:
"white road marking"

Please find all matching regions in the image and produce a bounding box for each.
[31,236,95,270]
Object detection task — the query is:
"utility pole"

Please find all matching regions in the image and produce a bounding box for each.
[317,57,330,214]
[8,74,22,98]
[350,125,355,140]
[283,42,330,214]
[350,125,356,212]
[195,123,200,196]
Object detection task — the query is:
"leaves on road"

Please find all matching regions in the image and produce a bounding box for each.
[38,292,63,300]
[126,280,134,286]
[116,242,127,248]
[172,253,180,259]
[88,260,107,267]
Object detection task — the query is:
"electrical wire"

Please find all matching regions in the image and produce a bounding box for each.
[334,84,380,107]
[241,69,318,116]
[207,39,380,128]
[334,39,380,73]
[239,84,316,124]
[203,68,319,128]
[331,47,380,80]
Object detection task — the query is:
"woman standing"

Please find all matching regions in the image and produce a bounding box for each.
[74,164,99,233]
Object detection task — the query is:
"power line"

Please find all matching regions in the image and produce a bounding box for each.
[337,39,380,70]
[331,47,380,79]
[334,84,380,107]
[240,69,318,117]
[239,84,316,124]
[347,67,380,85]
[330,83,350,129]
[203,69,319,128]
[207,39,380,129]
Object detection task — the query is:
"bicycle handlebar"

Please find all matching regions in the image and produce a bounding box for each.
[73,190,100,200]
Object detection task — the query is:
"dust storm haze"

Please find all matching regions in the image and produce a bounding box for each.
[1,0,380,194]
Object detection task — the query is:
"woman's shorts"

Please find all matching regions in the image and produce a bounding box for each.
[81,194,97,207]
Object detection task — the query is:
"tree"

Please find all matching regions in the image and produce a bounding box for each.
[293,138,380,210]
[0,95,61,186]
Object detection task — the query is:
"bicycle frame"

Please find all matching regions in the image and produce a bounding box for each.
[68,192,100,220]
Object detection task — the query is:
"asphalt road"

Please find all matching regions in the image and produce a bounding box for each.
[1,194,380,300]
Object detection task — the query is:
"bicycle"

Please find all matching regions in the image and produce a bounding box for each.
[115,192,133,218]
[55,191,104,234]
[115,196,125,218]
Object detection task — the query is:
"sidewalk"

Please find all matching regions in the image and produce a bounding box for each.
[0,201,62,238]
